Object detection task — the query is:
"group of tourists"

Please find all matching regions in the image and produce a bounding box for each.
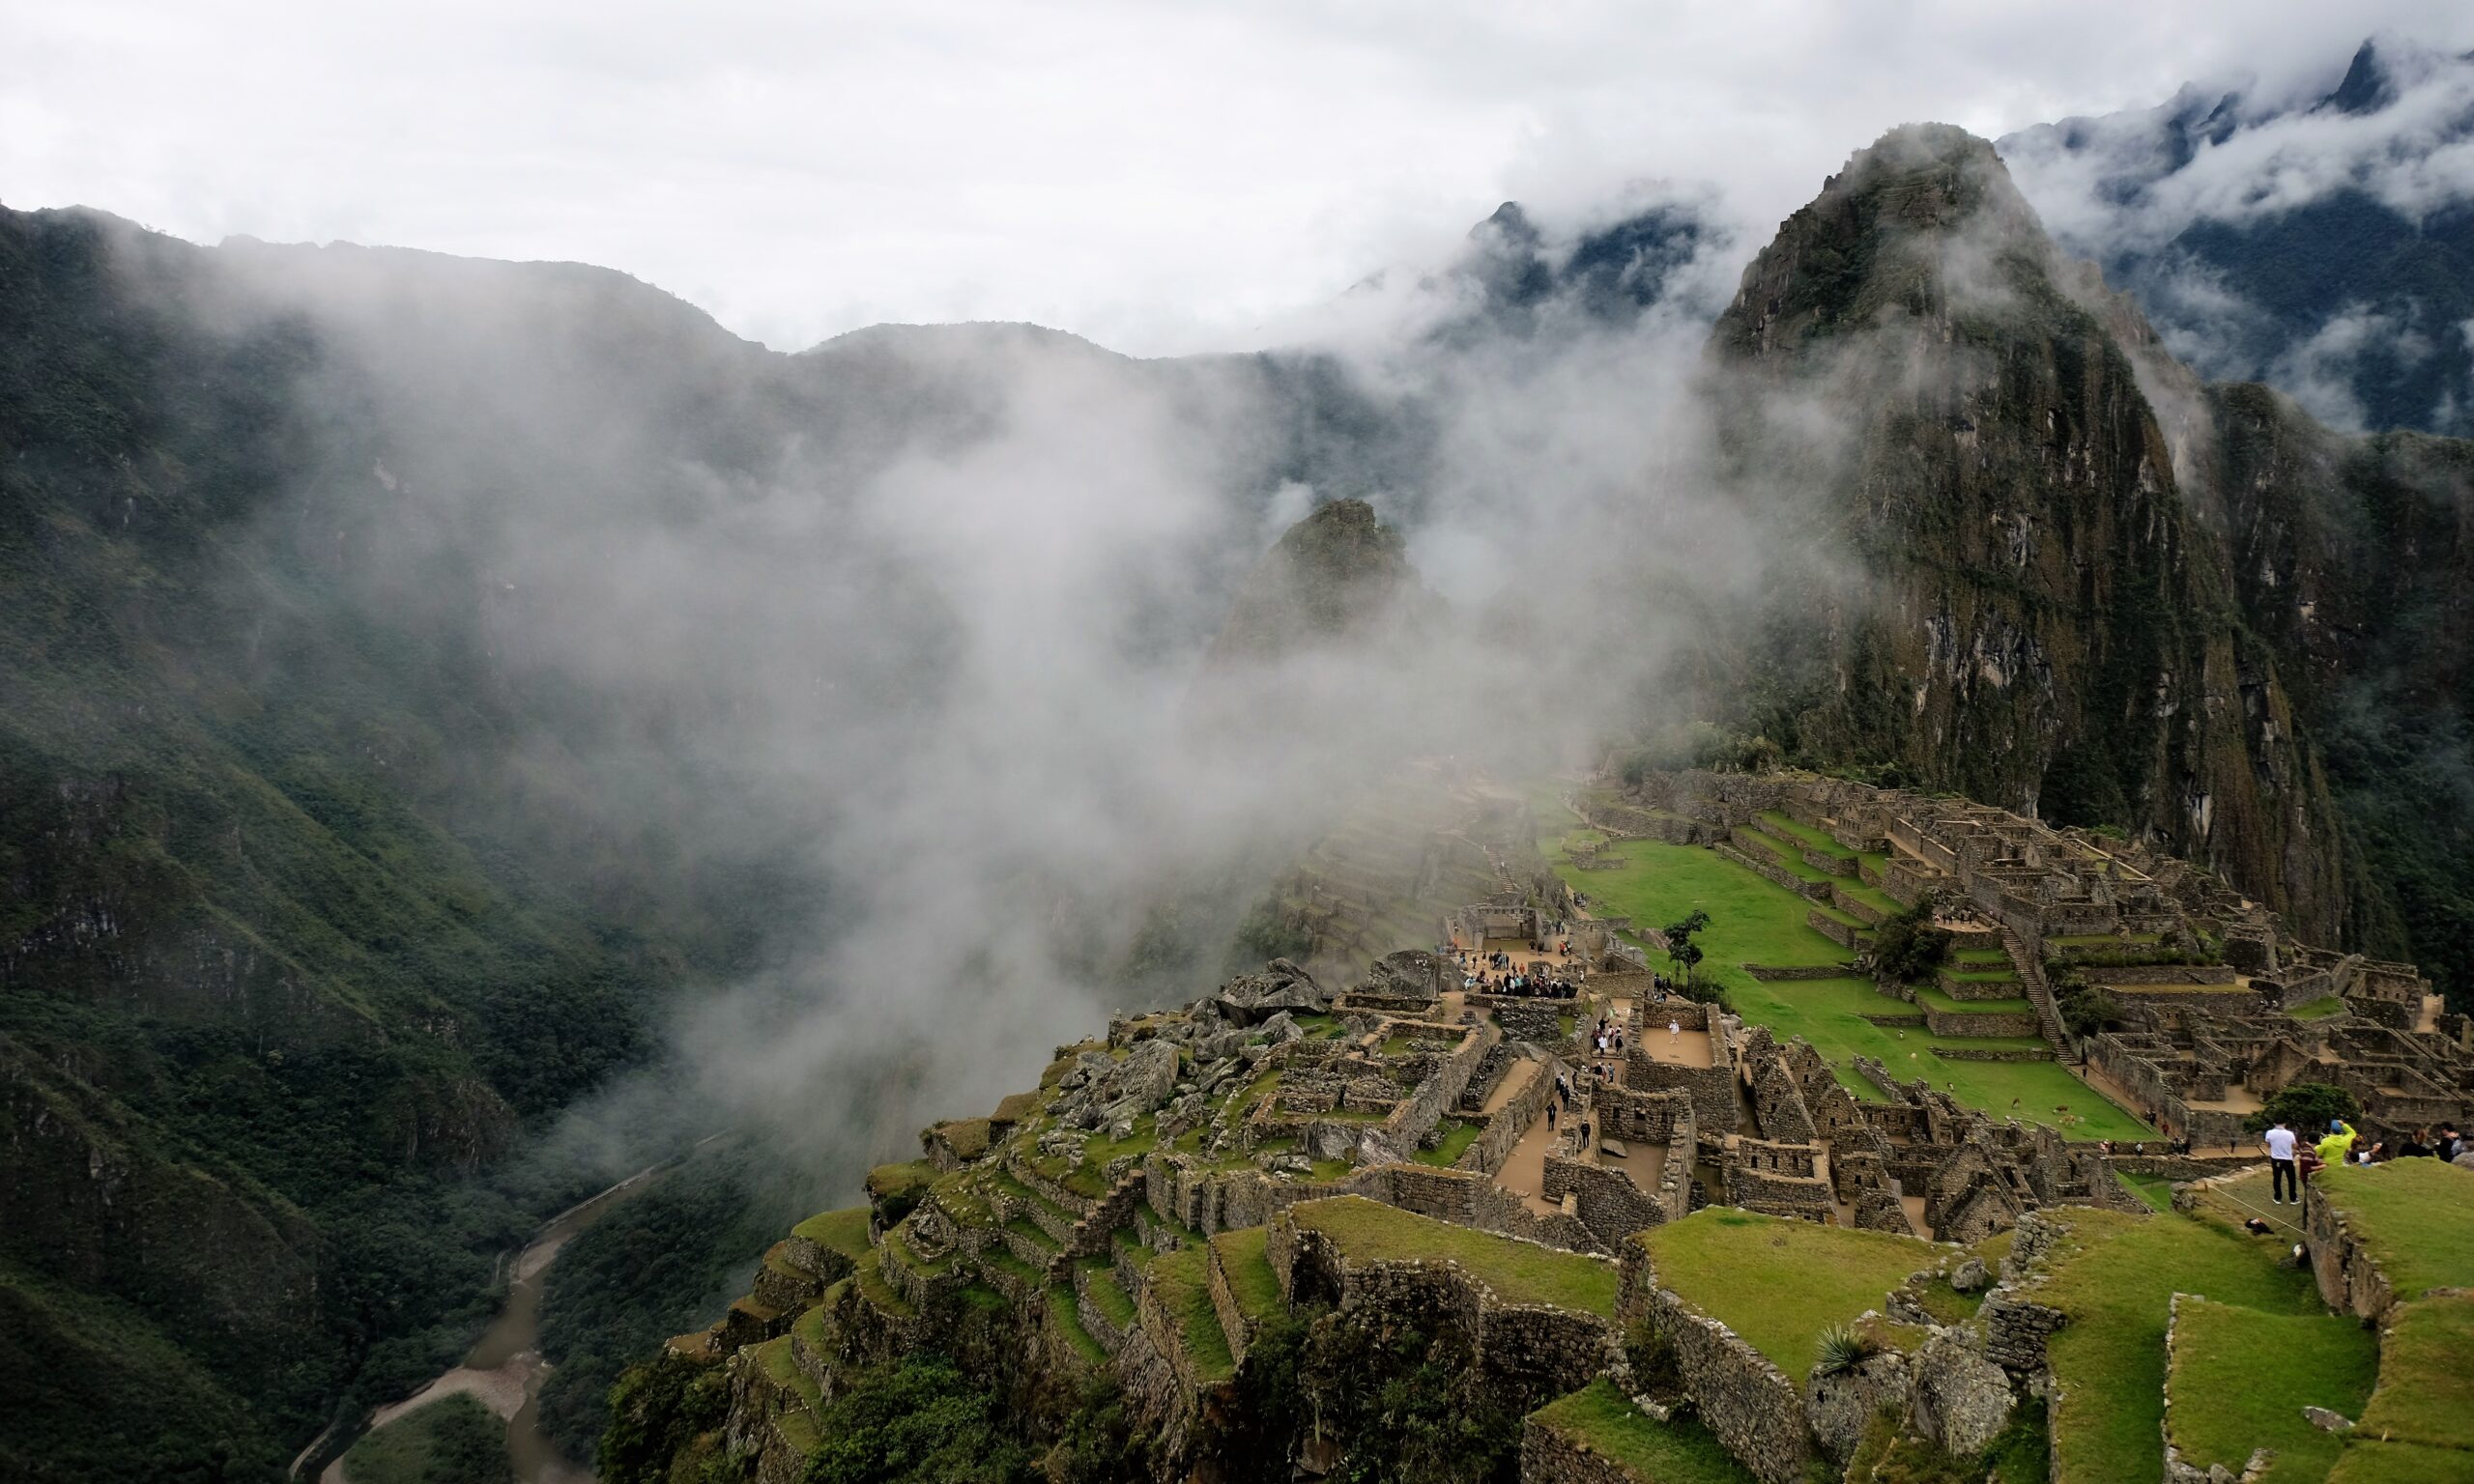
[1453,948,1579,998]
[2259,1118,2470,1205]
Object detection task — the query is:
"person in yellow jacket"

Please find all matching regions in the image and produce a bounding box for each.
[2316,1118,2357,1167]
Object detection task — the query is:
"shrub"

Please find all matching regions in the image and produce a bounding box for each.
[1812,1323,1883,1379]
[1868,893,1951,985]
[2242,1082,2359,1137]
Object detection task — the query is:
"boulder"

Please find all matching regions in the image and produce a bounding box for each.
[1213,959,1332,1023]
[1804,1350,1913,1465]
[1910,1329,2014,1456]
[1949,1258,1991,1294]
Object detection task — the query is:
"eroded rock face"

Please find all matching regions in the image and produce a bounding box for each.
[1211,958,1332,1023]
[1704,124,2354,941]
[1909,1328,2015,1456]
[1804,1349,1913,1464]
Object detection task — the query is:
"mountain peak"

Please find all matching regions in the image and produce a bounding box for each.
[1203,499,1431,667]
[1714,124,2055,357]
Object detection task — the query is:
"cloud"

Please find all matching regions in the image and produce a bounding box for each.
[10,3,2471,357]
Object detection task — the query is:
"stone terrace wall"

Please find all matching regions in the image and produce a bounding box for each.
[1268,1209,1620,1403]
[1622,1281,1813,1484]
[1519,1413,1655,1484]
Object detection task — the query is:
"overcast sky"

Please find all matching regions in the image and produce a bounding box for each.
[6,2,2469,357]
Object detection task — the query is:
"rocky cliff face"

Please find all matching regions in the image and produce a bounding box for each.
[1707,125,2353,941]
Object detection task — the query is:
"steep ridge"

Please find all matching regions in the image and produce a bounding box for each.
[1705,124,2351,942]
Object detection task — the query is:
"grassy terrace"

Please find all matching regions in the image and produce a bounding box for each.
[2049,932,2161,947]
[1079,1258,1136,1327]
[1529,1380,1758,1483]
[1758,810,1855,858]
[2115,1171,2176,1213]
[1542,816,2149,1137]
[2031,1207,2350,1484]
[1740,828,1835,883]
[1146,1246,1235,1383]
[2289,995,2348,1020]
[2354,1295,2474,1455]
[793,1207,874,1265]
[759,1333,824,1412]
[1412,1118,1484,1167]
[1637,1210,1938,1384]
[2315,1161,2474,1298]
[1290,1196,1619,1316]
[1912,984,2034,1016]
[1211,1227,1283,1322]
[1048,1284,1107,1365]
[2168,1298,2377,1484]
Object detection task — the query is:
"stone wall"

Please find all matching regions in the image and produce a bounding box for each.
[1921,1007,2041,1039]
[2305,1181,2401,1322]
[1466,1056,1558,1176]
[1543,1155,1670,1246]
[1270,1208,1620,1404]
[1620,1277,1814,1484]
[1519,1411,1658,1484]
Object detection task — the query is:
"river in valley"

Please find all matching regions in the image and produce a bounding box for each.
[312,1157,680,1484]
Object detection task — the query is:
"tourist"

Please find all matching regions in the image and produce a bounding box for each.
[2263,1119,2298,1204]
[2398,1128,2434,1159]
[1668,1019,1681,1042]
[2437,1125,2463,1162]
[2316,1119,2357,1169]
[1546,1102,1557,1131]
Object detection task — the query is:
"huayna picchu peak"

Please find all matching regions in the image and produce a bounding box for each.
[7,23,2474,1484]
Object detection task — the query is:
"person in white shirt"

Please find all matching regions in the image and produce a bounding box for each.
[2262,1120,2299,1204]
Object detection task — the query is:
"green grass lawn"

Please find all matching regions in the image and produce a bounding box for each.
[2168,1298,2378,1483]
[2288,996,2348,1020]
[1758,811,1856,858]
[1211,1227,1283,1321]
[1145,1246,1235,1382]
[1290,1196,1619,1316]
[1835,878,1904,916]
[2032,1207,2343,1484]
[2329,1440,2474,1483]
[1637,1209,1940,1383]
[2314,1161,2474,1299]
[1413,1118,1484,1167]
[1529,1380,1758,1482]
[339,1394,511,1484]
[1548,826,2148,1136]
[2354,1295,2474,1453]
[1955,947,2012,964]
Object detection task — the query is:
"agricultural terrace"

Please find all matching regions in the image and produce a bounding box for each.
[1527,1380,1759,1483]
[1538,800,2149,1138]
[1289,1196,1620,1316]
[2314,1160,2474,1299]
[2166,1298,2378,1484]
[2351,1295,2474,1461]
[2027,1206,2367,1484]
[1635,1209,1941,1384]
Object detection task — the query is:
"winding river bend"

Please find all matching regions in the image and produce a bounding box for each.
[311,1157,677,1484]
